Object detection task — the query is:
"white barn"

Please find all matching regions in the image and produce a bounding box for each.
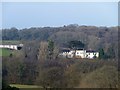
[0,44,23,50]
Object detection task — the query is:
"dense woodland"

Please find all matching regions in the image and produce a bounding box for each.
[2,24,118,55]
[1,24,119,88]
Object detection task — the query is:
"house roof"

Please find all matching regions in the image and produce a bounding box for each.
[60,48,98,53]
[86,50,97,53]
[62,49,70,52]
[76,48,84,50]
[60,48,71,52]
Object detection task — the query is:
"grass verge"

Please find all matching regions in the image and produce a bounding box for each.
[10,84,42,89]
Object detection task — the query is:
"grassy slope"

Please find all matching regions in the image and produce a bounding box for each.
[10,84,42,88]
[0,40,21,57]
[0,48,10,56]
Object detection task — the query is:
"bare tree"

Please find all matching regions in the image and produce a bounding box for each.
[38,41,48,62]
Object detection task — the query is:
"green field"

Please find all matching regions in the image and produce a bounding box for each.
[0,40,21,57]
[0,48,18,57]
[10,84,42,89]
[0,40,20,45]
[0,48,11,56]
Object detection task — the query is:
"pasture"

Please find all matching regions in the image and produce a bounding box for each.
[0,48,11,57]
[10,84,42,89]
[0,40,22,57]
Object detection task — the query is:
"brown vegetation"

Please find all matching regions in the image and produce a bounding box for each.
[2,25,119,88]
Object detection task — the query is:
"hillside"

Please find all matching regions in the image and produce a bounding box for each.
[2,25,119,88]
[2,25,118,48]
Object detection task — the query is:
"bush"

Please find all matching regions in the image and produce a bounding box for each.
[79,65,118,88]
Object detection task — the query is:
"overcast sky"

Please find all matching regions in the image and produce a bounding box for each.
[1,2,118,29]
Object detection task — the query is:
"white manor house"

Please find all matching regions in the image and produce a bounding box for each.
[59,49,99,59]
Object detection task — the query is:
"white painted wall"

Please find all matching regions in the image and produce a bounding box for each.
[0,44,23,50]
[61,50,75,58]
[75,50,86,58]
[86,52,99,59]
[0,45,18,50]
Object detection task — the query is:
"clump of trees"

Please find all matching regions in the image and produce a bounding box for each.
[2,54,118,88]
[3,40,118,88]
[80,65,118,88]
[67,40,85,49]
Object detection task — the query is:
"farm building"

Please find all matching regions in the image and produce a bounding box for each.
[0,44,23,50]
[59,49,99,59]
